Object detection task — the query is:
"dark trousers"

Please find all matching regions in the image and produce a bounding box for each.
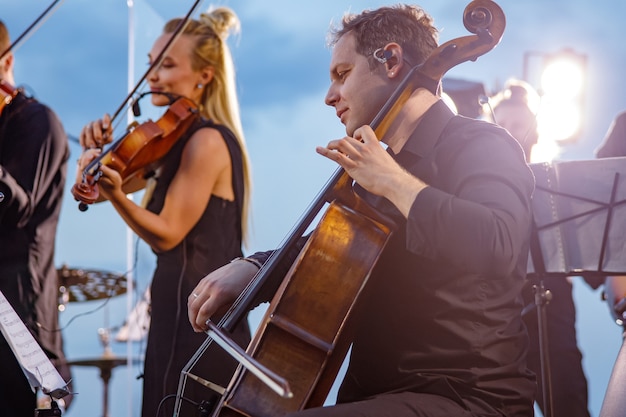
[0,341,37,417]
[285,392,505,417]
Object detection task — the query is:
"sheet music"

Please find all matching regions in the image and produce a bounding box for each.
[529,158,626,275]
[0,290,69,398]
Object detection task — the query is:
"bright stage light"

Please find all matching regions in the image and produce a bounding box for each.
[524,48,587,147]
[537,97,582,142]
[541,55,585,99]
[540,49,586,144]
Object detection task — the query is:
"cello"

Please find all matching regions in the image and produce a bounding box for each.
[180,1,506,416]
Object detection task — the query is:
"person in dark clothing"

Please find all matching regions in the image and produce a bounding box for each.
[595,110,626,336]
[0,19,72,417]
[492,78,594,417]
[76,7,252,417]
[188,4,536,417]
[491,78,540,163]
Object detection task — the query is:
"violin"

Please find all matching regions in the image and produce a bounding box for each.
[0,80,19,117]
[71,0,204,211]
[177,1,507,416]
[71,96,199,211]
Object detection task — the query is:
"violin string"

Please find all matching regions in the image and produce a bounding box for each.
[81,0,205,178]
[109,0,205,124]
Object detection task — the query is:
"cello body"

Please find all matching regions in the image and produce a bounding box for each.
[215,201,393,417]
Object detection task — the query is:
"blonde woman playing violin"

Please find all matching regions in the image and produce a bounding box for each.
[77,7,252,417]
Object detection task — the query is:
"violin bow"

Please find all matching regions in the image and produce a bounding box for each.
[0,0,65,60]
[108,0,205,125]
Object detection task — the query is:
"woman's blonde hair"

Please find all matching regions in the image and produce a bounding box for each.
[164,7,252,246]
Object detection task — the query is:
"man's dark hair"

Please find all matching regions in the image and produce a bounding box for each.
[327,5,439,70]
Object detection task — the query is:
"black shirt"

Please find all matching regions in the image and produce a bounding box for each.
[342,100,536,415]
[0,89,69,359]
[252,101,536,416]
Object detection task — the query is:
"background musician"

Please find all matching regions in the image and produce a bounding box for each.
[490,78,539,163]
[491,78,596,417]
[596,111,626,332]
[76,7,253,417]
[0,19,72,417]
[188,4,536,416]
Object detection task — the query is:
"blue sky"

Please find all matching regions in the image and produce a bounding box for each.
[5,1,626,416]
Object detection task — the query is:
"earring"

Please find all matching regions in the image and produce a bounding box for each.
[196,83,203,89]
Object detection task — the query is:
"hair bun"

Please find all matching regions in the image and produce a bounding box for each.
[199,6,240,40]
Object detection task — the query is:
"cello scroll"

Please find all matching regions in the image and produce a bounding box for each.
[418,0,505,94]
[371,0,504,138]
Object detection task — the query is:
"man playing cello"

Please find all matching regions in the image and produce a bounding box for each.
[188,4,536,417]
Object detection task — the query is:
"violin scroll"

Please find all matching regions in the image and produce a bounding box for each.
[72,174,101,212]
[0,80,19,117]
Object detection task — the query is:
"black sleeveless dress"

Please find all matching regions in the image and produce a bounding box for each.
[141,118,251,417]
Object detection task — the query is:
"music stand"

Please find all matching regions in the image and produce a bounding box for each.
[528,158,626,417]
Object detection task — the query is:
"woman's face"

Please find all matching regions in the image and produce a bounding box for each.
[147,33,207,106]
[494,103,538,144]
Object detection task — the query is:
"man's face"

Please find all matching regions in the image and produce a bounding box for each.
[325,33,392,136]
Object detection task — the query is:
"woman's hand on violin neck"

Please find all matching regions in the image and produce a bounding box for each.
[79,114,113,150]
[75,148,101,181]
[96,164,125,200]
[188,260,259,333]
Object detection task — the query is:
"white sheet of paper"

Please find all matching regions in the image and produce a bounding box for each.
[0,290,68,398]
